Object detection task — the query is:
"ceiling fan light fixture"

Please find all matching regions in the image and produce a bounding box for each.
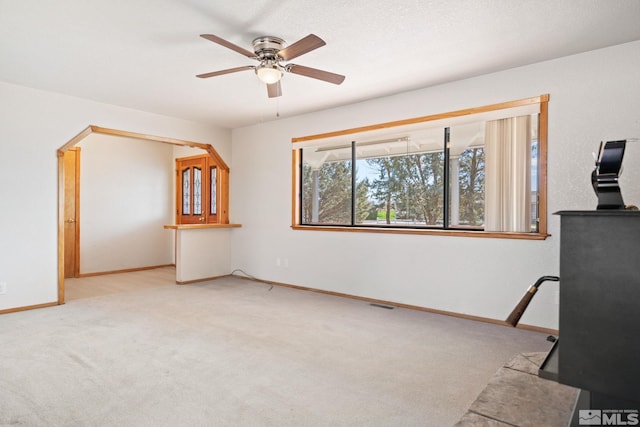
[198,33,345,98]
[256,63,283,84]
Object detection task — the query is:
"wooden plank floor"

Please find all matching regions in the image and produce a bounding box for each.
[64,266,177,301]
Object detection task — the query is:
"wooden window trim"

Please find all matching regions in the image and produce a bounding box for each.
[291,225,548,240]
[291,95,550,240]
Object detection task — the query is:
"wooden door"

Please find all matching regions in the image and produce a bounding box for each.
[177,156,208,224]
[176,154,221,224]
[63,148,80,278]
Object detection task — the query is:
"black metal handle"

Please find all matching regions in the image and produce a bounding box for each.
[533,275,560,287]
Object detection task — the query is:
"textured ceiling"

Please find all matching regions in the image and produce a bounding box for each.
[1,0,639,129]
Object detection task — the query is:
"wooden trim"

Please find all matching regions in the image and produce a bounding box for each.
[57,151,65,304]
[0,301,59,316]
[292,225,549,240]
[219,167,230,224]
[175,161,180,224]
[537,98,549,235]
[232,275,558,335]
[58,126,93,153]
[174,153,211,162]
[176,274,227,285]
[88,126,229,170]
[292,94,549,143]
[163,223,241,230]
[291,149,300,227]
[204,146,229,172]
[77,264,175,278]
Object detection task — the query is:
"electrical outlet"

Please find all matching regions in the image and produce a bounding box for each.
[276,258,281,267]
[0,282,6,295]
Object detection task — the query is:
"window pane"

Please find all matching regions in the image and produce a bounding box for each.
[530,114,539,232]
[449,122,485,228]
[182,168,190,215]
[193,167,202,215]
[294,97,547,235]
[301,146,353,225]
[355,129,445,227]
[210,166,217,215]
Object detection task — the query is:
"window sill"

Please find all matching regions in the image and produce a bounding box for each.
[164,223,242,230]
[291,225,549,240]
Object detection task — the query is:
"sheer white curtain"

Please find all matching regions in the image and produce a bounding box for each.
[484,115,532,232]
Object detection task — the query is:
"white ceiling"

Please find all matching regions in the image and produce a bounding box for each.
[1,1,639,129]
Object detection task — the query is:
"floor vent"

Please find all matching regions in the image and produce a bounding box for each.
[370,303,395,310]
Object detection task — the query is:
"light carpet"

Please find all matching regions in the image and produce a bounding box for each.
[0,269,553,426]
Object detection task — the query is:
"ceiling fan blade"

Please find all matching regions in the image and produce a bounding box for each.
[200,34,257,59]
[286,64,345,85]
[277,34,326,61]
[267,81,282,98]
[196,66,254,79]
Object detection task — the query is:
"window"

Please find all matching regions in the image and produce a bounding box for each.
[176,154,228,224]
[292,95,549,239]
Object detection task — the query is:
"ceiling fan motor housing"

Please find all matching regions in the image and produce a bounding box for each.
[252,36,286,60]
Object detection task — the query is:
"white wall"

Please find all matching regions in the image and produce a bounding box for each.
[0,82,231,310]
[175,228,232,283]
[77,134,174,274]
[1,42,638,327]
[230,41,640,330]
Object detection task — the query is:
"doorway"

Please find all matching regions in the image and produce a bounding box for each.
[57,125,227,304]
[63,147,80,278]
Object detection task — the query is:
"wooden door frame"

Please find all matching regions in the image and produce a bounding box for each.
[57,125,229,305]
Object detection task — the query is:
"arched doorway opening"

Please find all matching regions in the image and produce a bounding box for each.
[57,125,229,304]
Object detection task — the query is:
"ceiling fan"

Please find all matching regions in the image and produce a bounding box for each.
[196,33,345,98]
